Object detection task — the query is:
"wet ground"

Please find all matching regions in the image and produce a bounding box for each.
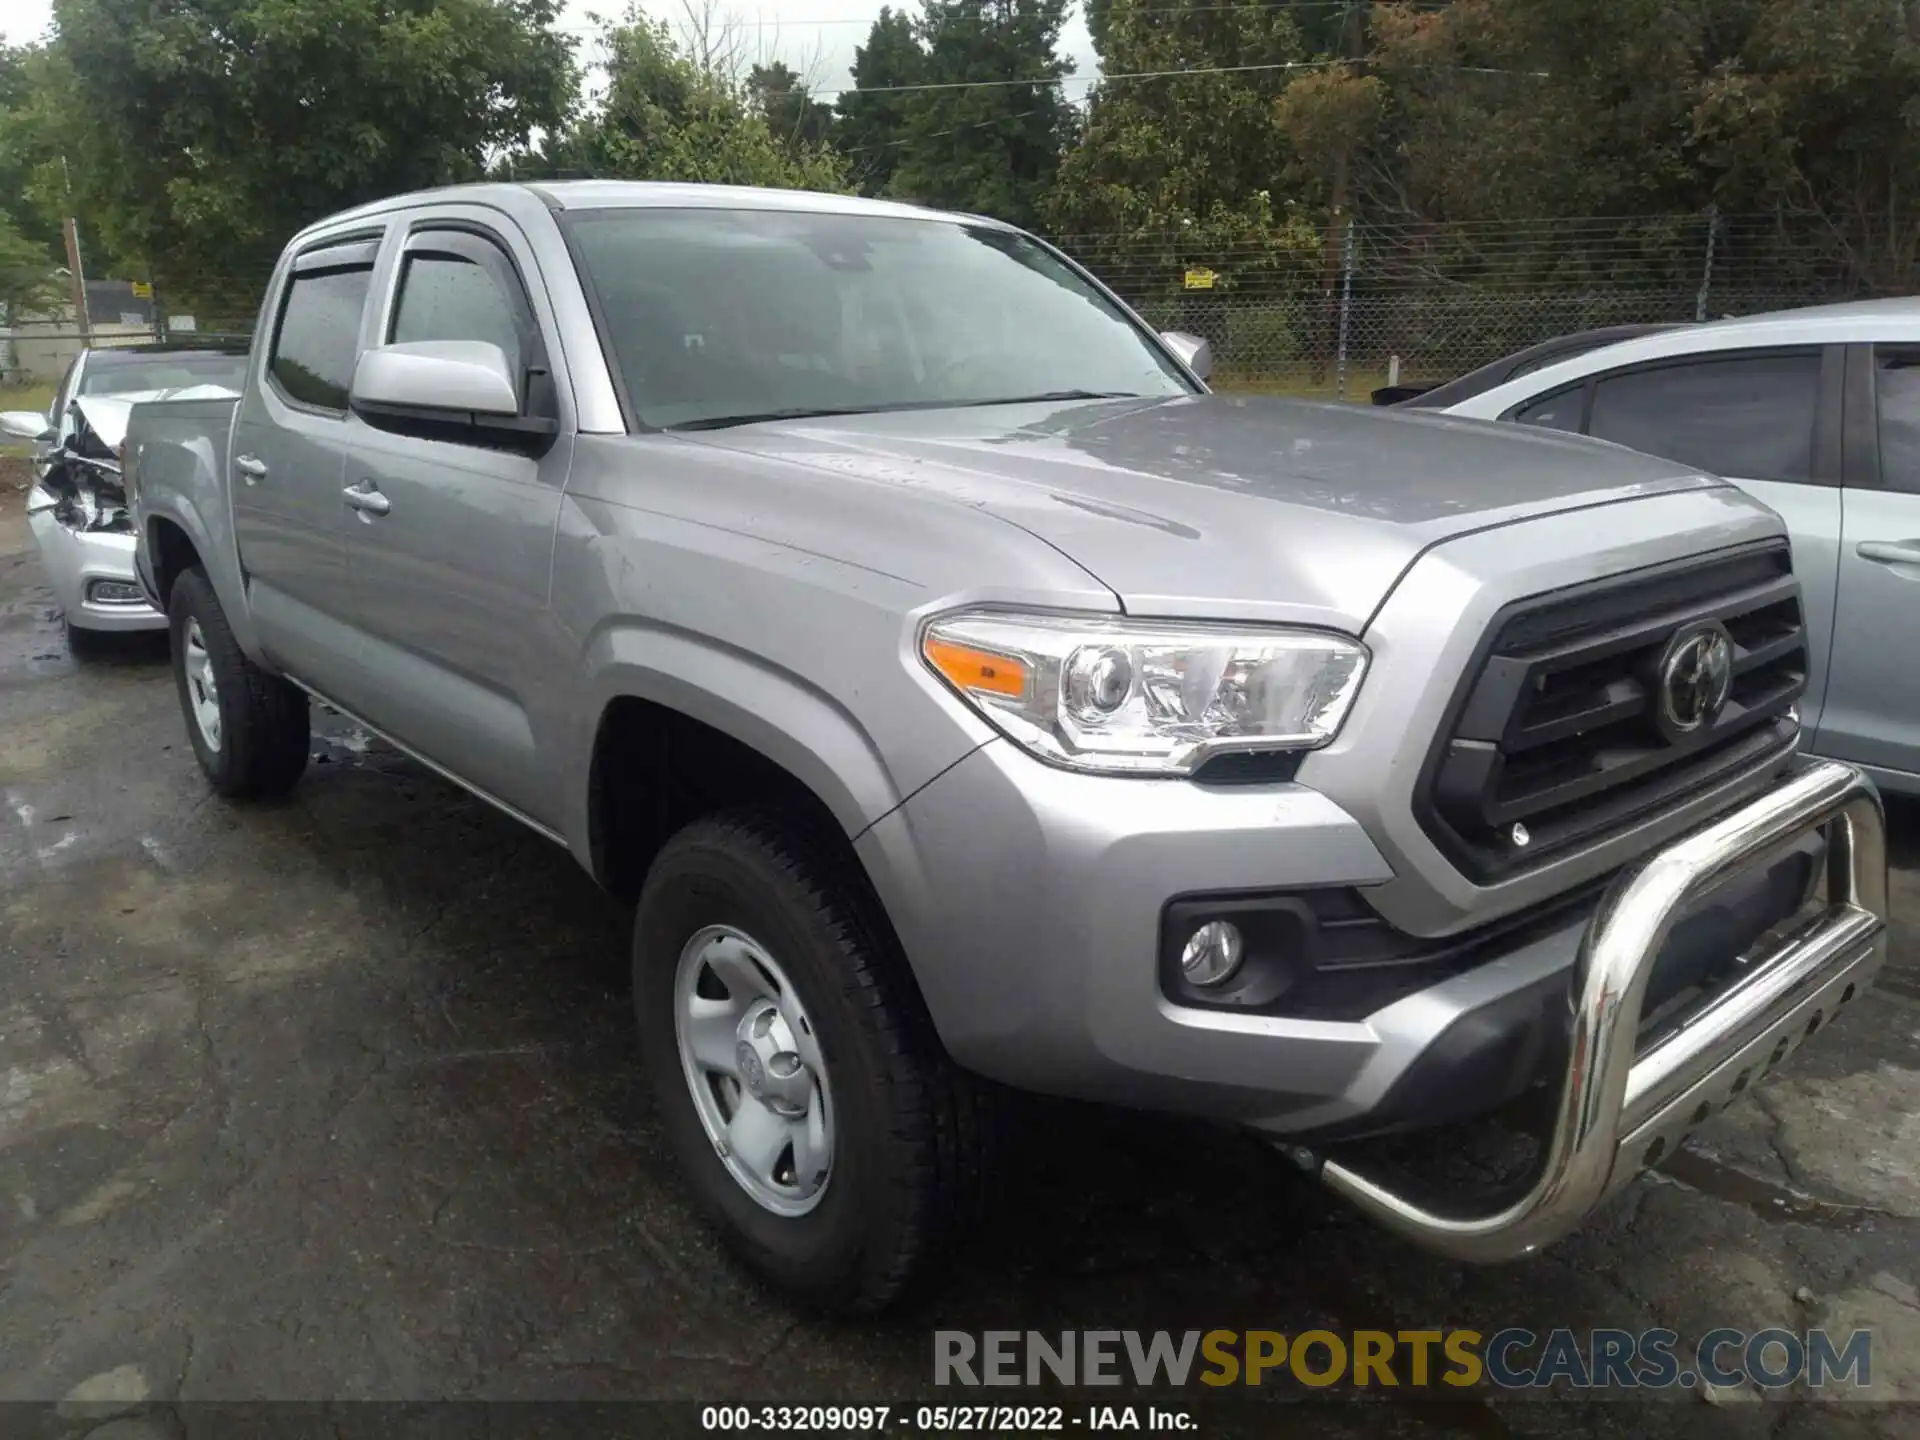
[2,493,1919,1437]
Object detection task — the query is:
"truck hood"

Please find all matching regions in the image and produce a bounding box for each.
[679,394,1730,631]
[72,384,240,451]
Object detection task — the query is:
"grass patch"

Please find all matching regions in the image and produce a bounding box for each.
[0,382,53,460]
[0,381,55,416]
[1211,369,1400,403]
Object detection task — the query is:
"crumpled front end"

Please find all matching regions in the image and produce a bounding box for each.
[26,394,164,633]
[27,481,160,632]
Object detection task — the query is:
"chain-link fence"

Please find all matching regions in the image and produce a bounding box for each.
[11,209,1898,400]
[1,319,254,387]
[1059,211,1889,398]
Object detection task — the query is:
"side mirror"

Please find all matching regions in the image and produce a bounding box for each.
[1159,331,1213,383]
[351,340,522,419]
[349,340,556,452]
[0,410,54,443]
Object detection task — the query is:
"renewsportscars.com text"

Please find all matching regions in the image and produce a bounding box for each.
[933,1328,1872,1391]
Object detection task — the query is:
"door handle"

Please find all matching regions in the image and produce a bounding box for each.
[1856,540,1920,568]
[342,481,391,519]
[235,454,268,484]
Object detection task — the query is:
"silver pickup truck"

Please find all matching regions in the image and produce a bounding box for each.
[125,181,1889,1313]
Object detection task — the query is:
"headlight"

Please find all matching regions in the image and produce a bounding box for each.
[920,610,1367,776]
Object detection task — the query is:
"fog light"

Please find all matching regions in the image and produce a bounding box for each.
[1179,920,1244,987]
[88,580,145,605]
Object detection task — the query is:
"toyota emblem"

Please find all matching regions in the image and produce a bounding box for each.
[1656,622,1735,738]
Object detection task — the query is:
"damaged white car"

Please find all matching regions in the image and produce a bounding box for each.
[2,344,247,655]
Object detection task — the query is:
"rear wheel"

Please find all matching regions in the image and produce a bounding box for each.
[634,808,993,1313]
[168,566,310,798]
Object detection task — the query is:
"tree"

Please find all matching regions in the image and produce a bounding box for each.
[748,61,836,156]
[548,11,848,191]
[0,45,63,264]
[885,0,1076,228]
[1046,0,1315,262]
[33,0,577,311]
[1691,0,1920,291]
[1257,0,1920,292]
[0,216,61,320]
[836,8,927,197]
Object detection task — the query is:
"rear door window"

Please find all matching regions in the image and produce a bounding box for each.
[1586,352,1821,481]
[1510,386,1584,432]
[1872,349,1920,494]
[270,262,374,411]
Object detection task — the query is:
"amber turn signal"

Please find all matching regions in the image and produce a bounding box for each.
[923,634,1029,700]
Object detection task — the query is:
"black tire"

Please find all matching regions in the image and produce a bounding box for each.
[634,807,993,1314]
[168,565,310,799]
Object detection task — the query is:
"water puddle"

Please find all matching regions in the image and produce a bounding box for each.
[1662,1146,1882,1231]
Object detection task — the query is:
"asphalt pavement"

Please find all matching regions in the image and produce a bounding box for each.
[2,494,1917,1437]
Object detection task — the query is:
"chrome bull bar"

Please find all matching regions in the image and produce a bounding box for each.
[1310,758,1887,1262]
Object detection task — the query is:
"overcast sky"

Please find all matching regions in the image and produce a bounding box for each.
[0,0,1099,101]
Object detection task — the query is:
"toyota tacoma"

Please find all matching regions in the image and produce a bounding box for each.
[122,182,1889,1312]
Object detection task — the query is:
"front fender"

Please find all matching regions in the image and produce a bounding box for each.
[568,619,921,850]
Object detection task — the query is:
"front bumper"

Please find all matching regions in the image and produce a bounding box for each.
[863,743,1885,1237]
[1301,757,1885,1260]
[27,487,166,633]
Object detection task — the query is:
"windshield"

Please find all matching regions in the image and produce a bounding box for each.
[82,350,248,397]
[564,207,1193,429]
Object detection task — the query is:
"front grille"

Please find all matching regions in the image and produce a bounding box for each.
[1419,542,1806,881]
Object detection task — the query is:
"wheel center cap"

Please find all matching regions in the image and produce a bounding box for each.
[736,1042,767,1097]
[733,1002,811,1115]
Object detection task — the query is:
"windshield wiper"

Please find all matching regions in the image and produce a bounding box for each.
[666,392,1152,432]
[953,390,1149,406]
[666,405,892,432]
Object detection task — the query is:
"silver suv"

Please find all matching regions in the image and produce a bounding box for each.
[124,183,1889,1312]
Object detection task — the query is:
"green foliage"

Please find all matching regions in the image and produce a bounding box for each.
[883,0,1076,228]
[837,7,925,197]
[749,62,836,156]
[1051,0,1920,296]
[0,0,1903,322]
[1223,303,1300,365]
[1690,0,1920,288]
[0,45,64,263]
[28,0,577,311]
[0,212,61,318]
[553,12,848,192]
[1044,0,1318,289]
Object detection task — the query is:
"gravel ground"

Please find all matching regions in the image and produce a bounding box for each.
[1,494,1917,1437]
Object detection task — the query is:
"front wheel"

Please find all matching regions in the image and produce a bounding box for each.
[634,808,993,1313]
[168,566,310,798]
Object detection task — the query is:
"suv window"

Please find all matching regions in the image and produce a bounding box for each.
[1512,386,1583,431]
[1587,352,1820,482]
[1874,349,1920,494]
[390,245,532,371]
[270,264,374,411]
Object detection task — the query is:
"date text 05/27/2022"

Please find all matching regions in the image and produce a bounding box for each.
[700,1406,1194,1432]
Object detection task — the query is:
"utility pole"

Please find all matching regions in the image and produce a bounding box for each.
[1695,204,1720,323]
[62,216,90,341]
[59,157,90,340]
[1315,1,1366,382]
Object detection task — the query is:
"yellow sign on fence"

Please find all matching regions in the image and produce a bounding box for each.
[1183,267,1217,290]
[130,281,153,298]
